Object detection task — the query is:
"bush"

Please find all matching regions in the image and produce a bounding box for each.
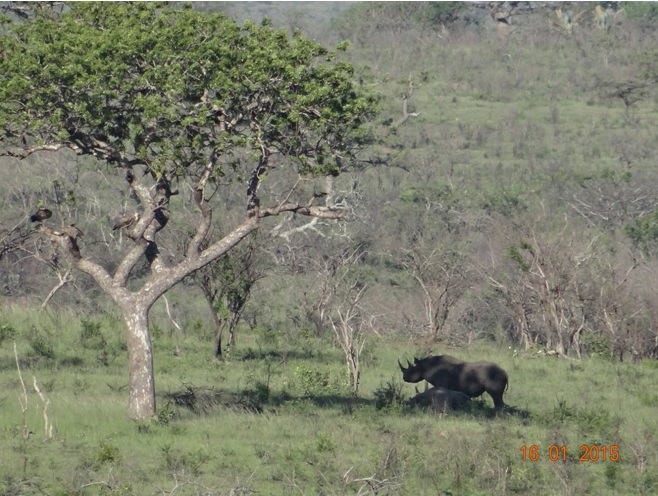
[80,319,106,350]
[623,2,658,22]
[535,399,622,440]
[0,323,16,346]
[315,431,337,453]
[27,325,55,359]
[373,378,405,410]
[94,441,121,466]
[290,364,347,396]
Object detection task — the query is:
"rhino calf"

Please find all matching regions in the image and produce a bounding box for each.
[408,386,471,412]
[399,354,509,408]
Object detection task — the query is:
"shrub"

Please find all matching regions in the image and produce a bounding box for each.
[373,378,405,410]
[292,364,346,396]
[0,323,16,345]
[535,399,622,440]
[315,431,337,453]
[95,441,120,465]
[80,319,106,350]
[26,325,55,359]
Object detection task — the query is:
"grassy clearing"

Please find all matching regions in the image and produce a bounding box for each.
[1,309,657,495]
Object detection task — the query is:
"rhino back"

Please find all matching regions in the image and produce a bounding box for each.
[477,361,508,391]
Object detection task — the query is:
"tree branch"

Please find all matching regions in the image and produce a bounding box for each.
[186,156,216,258]
[0,142,83,159]
[41,268,72,309]
[113,167,166,285]
[139,215,261,308]
[260,203,344,220]
[34,224,118,297]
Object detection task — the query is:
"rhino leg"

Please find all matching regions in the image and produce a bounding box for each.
[489,391,505,409]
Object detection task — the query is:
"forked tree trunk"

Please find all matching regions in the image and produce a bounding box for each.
[120,300,156,419]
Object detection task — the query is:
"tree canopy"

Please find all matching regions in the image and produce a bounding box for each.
[1,2,376,177]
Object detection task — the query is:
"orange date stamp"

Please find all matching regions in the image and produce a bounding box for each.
[520,445,620,462]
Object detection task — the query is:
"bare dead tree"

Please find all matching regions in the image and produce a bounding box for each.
[14,342,30,441]
[397,238,473,339]
[0,216,32,262]
[33,376,54,440]
[330,282,369,394]
[567,164,658,231]
[394,74,421,127]
[488,1,519,40]
[298,246,366,337]
[12,228,77,308]
[589,251,653,360]
[480,215,600,356]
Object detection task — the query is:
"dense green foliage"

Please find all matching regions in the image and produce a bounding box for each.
[0,2,377,177]
[623,1,658,22]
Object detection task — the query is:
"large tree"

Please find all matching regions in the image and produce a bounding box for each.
[0,2,378,419]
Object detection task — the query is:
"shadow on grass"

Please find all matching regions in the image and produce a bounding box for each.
[162,383,375,416]
[163,384,264,415]
[0,354,86,371]
[162,383,531,422]
[461,402,531,421]
[500,404,532,419]
[400,399,531,421]
[236,346,340,363]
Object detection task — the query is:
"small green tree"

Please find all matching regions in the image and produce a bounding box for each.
[0,3,378,419]
[625,207,658,258]
[197,232,263,357]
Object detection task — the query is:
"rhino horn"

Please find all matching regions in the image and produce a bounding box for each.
[398,359,407,371]
[413,356,419,364]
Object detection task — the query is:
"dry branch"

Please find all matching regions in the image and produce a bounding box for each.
[33,376,54,440]
[14,342,30,440]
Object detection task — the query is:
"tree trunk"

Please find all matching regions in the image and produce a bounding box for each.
[228,311,241,349]
[212,310,226,359]
[121,301,156,419]
[202,290,226,358]
[347,349,361,394]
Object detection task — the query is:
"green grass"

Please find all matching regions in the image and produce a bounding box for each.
[1,309,657,495]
